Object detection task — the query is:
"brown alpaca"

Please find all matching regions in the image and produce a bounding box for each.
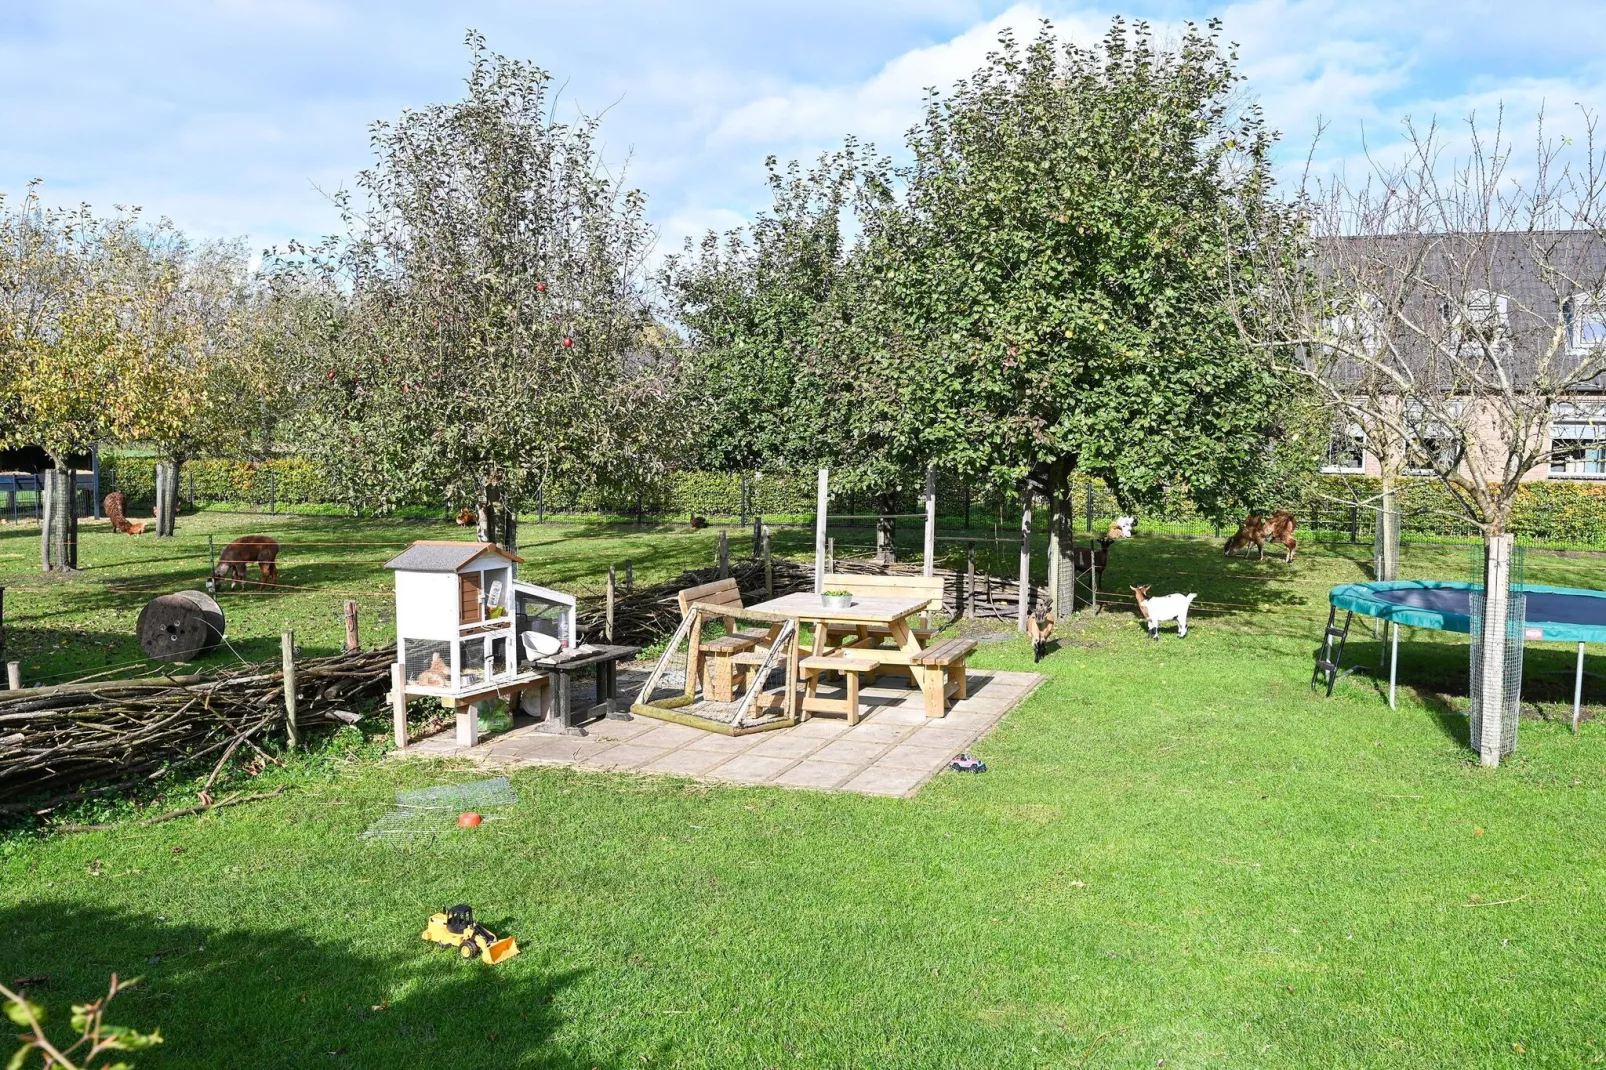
[103,492,146,535]
[213,535,280,589]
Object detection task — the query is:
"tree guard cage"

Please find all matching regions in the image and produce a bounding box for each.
[1374,501,1401,582]
[1470,540,1525,763]
[632,613,798,735]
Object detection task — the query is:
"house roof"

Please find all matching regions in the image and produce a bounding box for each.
[385,540,524,572]
[1318,229,1606,392]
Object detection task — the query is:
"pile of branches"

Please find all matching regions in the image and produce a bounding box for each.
[0,645,397,813]
[574,557,815,647]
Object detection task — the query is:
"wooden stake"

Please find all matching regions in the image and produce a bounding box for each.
[606,565,617,641]
[391,662,408,749]
[966,542,976,619]
[815,468,829,594]
[281,630,299,749]
[923,464,936,578]
[343,600,359,651]
[717,532,730,579]
[764,527,774,599]
[625,560,634,594]
[826,536,835,575]
[6,661,18,691]
[1017,492,1032,633]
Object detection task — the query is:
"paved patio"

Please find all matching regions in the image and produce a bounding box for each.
[402,668,1044,798]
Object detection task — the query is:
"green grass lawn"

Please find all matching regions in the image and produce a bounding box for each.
[3,516,1606,1067]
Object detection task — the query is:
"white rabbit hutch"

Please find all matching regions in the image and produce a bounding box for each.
[386,540,576,746]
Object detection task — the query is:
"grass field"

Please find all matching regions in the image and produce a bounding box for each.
[3,515,1606,1067]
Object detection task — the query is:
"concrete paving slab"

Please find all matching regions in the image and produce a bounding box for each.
[842,764,931,797]
[403,668,1042,798]
[705,753,799,783]
[811,738,893,765]
[877,743,954,771]
[772,760,860,790]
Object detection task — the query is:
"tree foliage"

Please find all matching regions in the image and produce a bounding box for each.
[861,19,1301,518]
[284,33,667,542]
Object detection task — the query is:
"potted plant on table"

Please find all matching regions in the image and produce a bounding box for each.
[821,589,854,609]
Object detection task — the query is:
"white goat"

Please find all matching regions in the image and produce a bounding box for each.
[1130,585,1196,639]
[1107,515,1135,539]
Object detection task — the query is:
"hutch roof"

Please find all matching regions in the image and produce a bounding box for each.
[384,540,525,573]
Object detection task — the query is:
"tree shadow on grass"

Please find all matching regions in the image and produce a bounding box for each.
[0,903,595,1070]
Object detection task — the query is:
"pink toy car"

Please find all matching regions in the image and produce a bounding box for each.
[949,754,987,774]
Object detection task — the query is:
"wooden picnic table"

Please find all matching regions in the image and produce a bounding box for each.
[739,593,935,719]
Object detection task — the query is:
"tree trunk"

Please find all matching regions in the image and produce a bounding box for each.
[875,492,896,565]
[476,485,517,549]
[1376,473,1399,582]
[40,464,78,572]
[1473,533,1518,767]
[154,459,182,537]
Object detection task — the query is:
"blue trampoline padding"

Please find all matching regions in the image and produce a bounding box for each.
[1329,580,1606,644]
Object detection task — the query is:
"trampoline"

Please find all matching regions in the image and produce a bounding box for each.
[1325,579,1606,726]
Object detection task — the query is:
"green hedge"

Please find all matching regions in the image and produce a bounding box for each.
[97,453,1606,545]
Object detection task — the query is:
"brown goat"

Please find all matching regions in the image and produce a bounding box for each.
[1026,610,1055,663]
[1223,511,1298,563]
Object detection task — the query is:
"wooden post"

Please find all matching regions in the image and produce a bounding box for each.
[717,532,730,579]
[391,662,408,750]
[826,536,835,576]
[207,535,216,591]
[5,662,18,690]
[606,565,616,641]
[0,586,5,656]
[923,464,936,578]
[625,560,634,594]
[752,515,762,558]
[281,630,299,749]
[343,600,359,651]
[1018,492,1032,632]
[764,527,774,599]
[815,468,829,594]
[1085,483,1094,532]
[739,472,748,527]
[966,542,976,619]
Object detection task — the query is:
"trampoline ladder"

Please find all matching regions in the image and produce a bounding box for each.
[1313,607,1356,696]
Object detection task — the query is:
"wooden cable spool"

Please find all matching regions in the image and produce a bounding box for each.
[137,590,226,662]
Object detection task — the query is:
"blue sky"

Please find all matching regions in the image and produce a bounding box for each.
[4,0,1604,259]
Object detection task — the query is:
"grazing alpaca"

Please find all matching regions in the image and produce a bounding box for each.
[102,492,146,535]
[1223,511,1298,563]
[1026,609,1055,662]
[1130,585,1196,639]
[213,535,280,589]
[1107,515,1135,540]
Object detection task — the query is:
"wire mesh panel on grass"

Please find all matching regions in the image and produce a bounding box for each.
[361,777,518,843]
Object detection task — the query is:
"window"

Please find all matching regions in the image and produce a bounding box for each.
[1321,423,1367,474]
[1564,294,1606,354]
[1444,289,1509,351]
[1404,401,1463,476]
[1550,402,1606,478]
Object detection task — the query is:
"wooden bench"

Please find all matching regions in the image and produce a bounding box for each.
[799,655,881,725]
[677,577,771,701]
[820,573,945,680]
[911,637,977,718]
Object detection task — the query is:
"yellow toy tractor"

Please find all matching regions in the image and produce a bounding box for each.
[421,904,520,965]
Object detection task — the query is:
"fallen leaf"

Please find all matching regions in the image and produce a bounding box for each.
[1474,827,1486,836]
